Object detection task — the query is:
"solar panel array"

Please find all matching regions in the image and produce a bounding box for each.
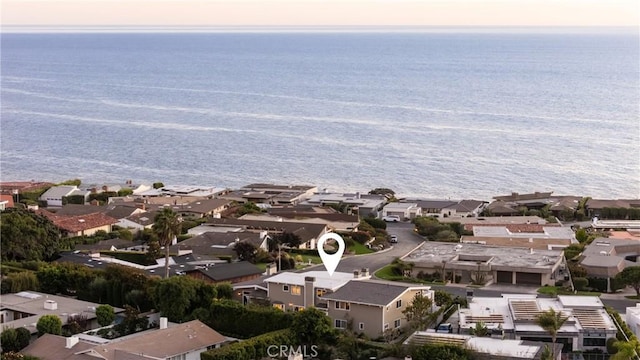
[467,314,505,324]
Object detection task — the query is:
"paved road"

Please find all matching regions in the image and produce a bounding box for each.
[302,222,638,313]
[310,221,424,274]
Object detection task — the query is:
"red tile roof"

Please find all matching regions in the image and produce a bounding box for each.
[0,194,15,207]
[39,210,118,233]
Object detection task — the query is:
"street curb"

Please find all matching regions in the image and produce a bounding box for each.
[400,241,425,260]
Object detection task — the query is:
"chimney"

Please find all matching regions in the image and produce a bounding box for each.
[65,336,79,349]
[360,268,369,277]
[160,317,168,329]
[265,262,277,275]
[530,248,534,254]
[353,270,361,278]
[44,300,57,310]
[304,277,315,308]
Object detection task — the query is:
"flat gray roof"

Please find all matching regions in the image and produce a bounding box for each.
[405,242,563,271]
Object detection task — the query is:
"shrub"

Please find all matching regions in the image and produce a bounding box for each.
[37,314,62,336]
[574,277,589,291]
[350,231,372,244]
[587,277,608,293]
[201,329,294,360]
[362,217,387,230]
[606,337,618,354]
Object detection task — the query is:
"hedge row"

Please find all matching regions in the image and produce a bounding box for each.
[201,329,294,360]
[205,300,294,338]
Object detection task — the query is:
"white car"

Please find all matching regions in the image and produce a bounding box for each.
[390,234,398,243]
[383,215,401,222]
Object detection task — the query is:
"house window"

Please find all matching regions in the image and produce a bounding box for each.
[396,300,402,308]
[291,285,302,296]
[384,323,389,330]
[294,306,304,312]
[394,319,401,328]
[359,322,364,330]
[335,319,347,329]
[335,301,350,310]
[283,285,289,292]
[316,289,327,297]
[273,304,284,311]
[583,338,606,347]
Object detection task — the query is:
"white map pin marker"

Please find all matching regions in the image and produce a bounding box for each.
[317,233,345,276]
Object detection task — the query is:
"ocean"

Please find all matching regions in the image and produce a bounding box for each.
[1,29,638,199]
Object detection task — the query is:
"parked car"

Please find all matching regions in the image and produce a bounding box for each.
[390,234,398,243]
[436,323,453,333]
[382,215,401,222]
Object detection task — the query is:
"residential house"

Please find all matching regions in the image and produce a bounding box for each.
[117,211,156,232]
[38,210,118,237]
[382,202,422,220]
[460,224,576,251]
[39,185,89,207]
[403,242,565,286]
[626,304,640,338]
[493,192,555,209]
[586,198,640,218]
[458,295,617,352]
[413,200,459,218]
[579,237,640,291]
[265,270,371,312]
[0,181,53,196]
[22,319,226,360]
[452,200,488,217]
[322,279,434,339]
[172,198,231,219]
[0,291,124,336]
[241,212,360,232]
[203,218,328,250]
[74,238,144,252]
[136,185,228,198]
[185,261,264,284]
[404,332,562,360]
[0,194,15,210]
[172,230,269,257]
[301,192,387,218]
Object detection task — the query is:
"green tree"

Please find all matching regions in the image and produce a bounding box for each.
[1,208,61,261]
[215,283,233,299]
[368,188,395,199]
[540,344,554,360]
[277,231,303,248]
[470,321,488,337]
[14,328,30,351]
[36,314,62,336]
[233,242,258,263]
[575,228,588,243]
[535,308,568,348]
[152,276,196,322]
[152,182,164,189]
[402,292,434,330]
[152,208,182,278]
[291,307,334,345]
[117,188,133,196]
[237,202,262,216]
[615,266,640,297]
[96,305,115,327]
[611,338,640,360]
[1,328,20,353]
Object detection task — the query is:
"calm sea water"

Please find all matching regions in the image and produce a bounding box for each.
[1,30,639,199]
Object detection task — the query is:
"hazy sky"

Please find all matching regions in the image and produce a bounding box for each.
[2,0,639,27]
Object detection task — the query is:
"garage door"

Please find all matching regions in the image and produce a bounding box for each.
[516,272,541,285]
[496,271,512,284]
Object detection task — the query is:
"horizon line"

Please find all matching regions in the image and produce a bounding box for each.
[2,25,638,34]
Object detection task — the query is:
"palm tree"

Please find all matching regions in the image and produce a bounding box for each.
[152,208,182,278]
[535,308,569,349]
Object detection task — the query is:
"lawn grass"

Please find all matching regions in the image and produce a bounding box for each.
[349,242,374,255]
[537,286,601,297]
[625,295,640,300]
